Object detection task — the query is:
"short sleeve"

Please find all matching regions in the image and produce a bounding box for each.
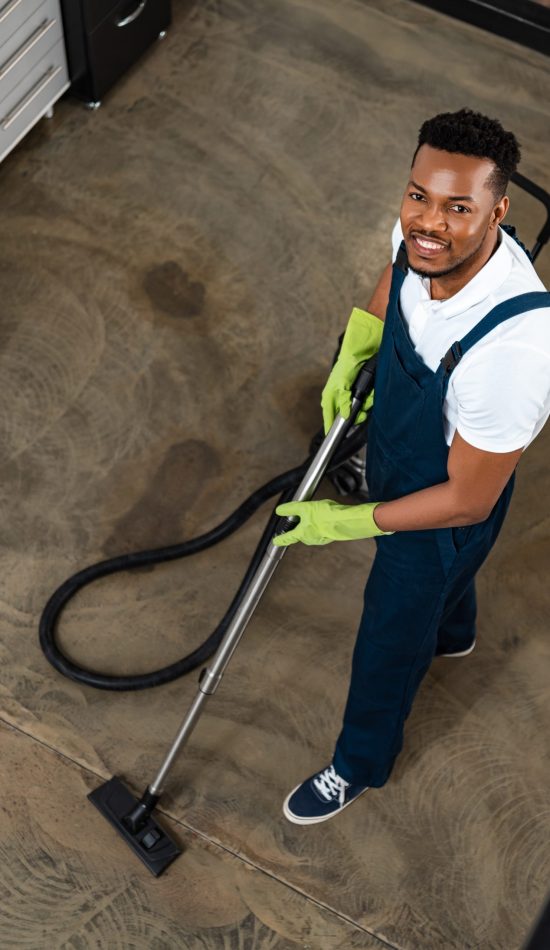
[453,342,550,453]
[391,218,403,263]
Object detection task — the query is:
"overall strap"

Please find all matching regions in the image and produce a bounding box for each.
[386,241,408,323]
[395,241,409,273]
[500,223,532,262]
[440,292,550,376]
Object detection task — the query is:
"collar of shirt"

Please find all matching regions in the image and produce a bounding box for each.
[412,228,512,319]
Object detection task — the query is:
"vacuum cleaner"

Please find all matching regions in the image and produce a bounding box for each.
[39,358,377,876]
[38,170,550,876]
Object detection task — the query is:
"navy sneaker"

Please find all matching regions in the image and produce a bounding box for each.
[283,764,369,825]
[436,639,476,657]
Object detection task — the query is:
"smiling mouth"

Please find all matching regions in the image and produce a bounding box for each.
[409,234,449,257]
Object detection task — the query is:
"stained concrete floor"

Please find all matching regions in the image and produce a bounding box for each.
[1,1,549,947]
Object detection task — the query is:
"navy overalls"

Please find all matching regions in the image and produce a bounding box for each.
[332,240,550,788]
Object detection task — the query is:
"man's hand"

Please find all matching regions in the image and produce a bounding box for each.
[321,309,383,434]
[272,499,394,547]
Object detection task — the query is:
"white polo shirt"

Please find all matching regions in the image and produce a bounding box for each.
[391,219,550,453]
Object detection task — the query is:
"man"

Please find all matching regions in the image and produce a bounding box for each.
[273,108,550,824]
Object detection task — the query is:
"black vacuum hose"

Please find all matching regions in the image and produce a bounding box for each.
[39,421,369,691]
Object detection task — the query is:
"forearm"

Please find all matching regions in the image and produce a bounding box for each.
[372,479,487,533]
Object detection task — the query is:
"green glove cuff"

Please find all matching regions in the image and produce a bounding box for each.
[343,308,384,354]
[321,501,394,540]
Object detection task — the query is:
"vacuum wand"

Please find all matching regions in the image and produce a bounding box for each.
[88,356,377,876]
[146,356,376,798]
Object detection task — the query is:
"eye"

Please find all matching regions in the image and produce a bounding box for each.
[451,204,470,214]
[409,192,425,201]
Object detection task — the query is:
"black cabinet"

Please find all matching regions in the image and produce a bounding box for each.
[60,0,171,104]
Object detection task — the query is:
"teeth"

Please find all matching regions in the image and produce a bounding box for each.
[416,237,445,250]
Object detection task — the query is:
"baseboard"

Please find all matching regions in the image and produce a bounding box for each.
[410,0,550,56]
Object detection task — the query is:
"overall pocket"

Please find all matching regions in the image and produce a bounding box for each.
[450,525,475,554]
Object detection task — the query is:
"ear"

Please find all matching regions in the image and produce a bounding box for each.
[489,195,509,229]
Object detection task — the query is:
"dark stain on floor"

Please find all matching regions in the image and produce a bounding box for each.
[144,262,206,320]
[103,439,221,554]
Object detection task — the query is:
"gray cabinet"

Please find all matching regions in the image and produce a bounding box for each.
[0,0,70,162]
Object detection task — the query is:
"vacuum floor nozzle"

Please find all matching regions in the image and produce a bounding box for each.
[88,776,181,877]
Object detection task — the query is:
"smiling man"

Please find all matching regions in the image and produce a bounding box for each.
[274,108,550,824]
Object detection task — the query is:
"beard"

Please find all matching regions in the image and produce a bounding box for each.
[408,232,487,279]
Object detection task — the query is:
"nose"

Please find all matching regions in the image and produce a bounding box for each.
[417,204,446,235]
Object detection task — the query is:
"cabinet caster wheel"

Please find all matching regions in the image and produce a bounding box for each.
[85,100,101,111]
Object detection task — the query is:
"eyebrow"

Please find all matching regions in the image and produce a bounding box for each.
[408,180,476,202]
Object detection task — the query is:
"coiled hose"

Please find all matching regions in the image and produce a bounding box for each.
[39,420,369,691]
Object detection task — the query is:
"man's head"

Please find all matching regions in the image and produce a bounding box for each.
[400,108,521,280]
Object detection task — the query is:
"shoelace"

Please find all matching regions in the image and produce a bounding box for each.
[313,765,350,806]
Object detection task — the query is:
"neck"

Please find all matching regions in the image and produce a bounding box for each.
[430,229,500,301]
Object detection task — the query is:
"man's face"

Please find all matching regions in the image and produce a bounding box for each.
[400,144,507,278]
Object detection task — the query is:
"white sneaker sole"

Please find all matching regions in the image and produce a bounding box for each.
[439,640,476,657]
[282,784,369,825]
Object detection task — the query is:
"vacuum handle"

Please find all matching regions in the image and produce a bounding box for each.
[274,354,378,538]
[351,355,377,404]
[510,171,550,262]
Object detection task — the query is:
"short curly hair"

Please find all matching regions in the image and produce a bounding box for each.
[412,108,521,200]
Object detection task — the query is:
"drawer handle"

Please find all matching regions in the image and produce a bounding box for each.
[0,0,23,25]
[1,65,62,130]
[116,0,147,27]
[0,20,57,82]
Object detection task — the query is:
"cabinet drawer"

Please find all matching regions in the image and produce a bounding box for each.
[0,37,68,157]
[78,0,162,36]
[81,0,121,34]
[85,0,170,101]
[0,0,36,48]
[0,0,63,105]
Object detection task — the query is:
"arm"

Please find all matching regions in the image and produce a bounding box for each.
[366,262,392,323]
[274,432,523,548]
[372,430,523,532]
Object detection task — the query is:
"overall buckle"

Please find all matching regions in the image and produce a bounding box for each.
[441,341,463,374]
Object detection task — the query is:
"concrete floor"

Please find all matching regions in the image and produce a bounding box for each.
[1,1,549,947]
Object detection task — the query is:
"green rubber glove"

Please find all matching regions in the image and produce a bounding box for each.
[272,499,394,547]
[321,308,384,434]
